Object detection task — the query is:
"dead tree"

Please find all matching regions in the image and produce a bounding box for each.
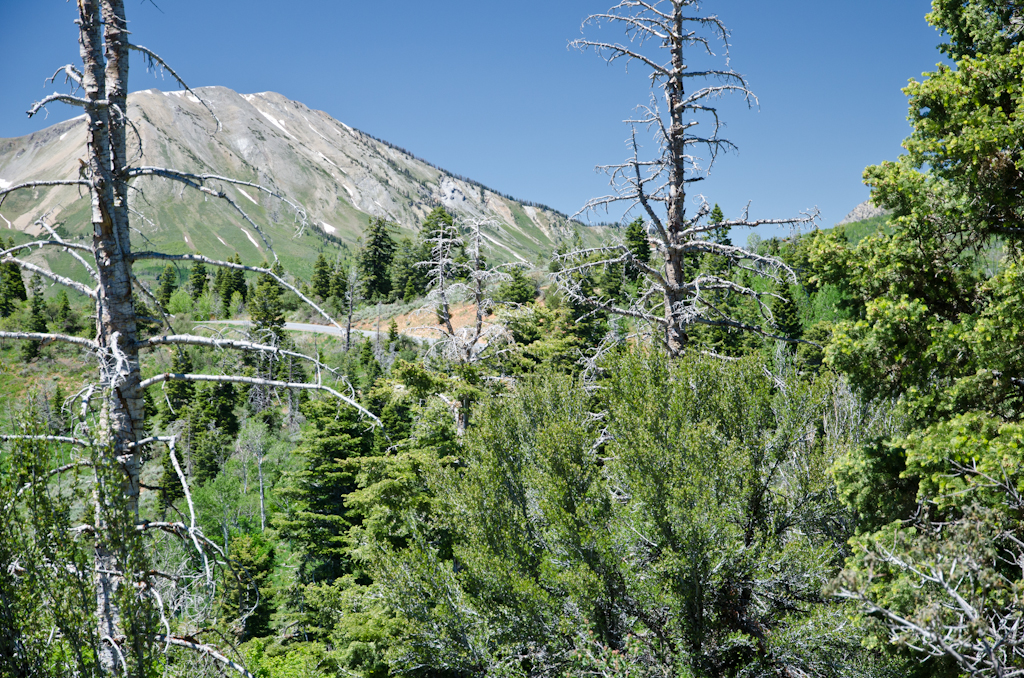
[558,0,818,355]
[0,2,374,675]
[416,217,513,366]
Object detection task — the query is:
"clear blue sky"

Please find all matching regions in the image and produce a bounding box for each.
[1,1,943,235]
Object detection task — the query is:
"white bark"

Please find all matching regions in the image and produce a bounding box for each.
[564,1,818,354]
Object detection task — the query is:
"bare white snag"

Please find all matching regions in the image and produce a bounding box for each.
[561,0,818,355]
[416,217,514,365]
[0,2,374,675]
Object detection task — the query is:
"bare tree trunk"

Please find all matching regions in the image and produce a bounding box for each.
[558,1,817,356]
[78,2,147,673]
[258,456,266,532]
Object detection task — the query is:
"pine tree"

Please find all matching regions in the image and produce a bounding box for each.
[360,337,382,389]
[624,217,650,281]
[773,283,802,345]
[249,267,284,343]
[357,217,397,301]
[497,267,537,304]
[187,257,208,301]
[221,533,276,640]
[21,275,48,361]
[162,350,195,426]
[53,290,81,335]
[217,253,247,309]
[708,203,732,246]
[275,400,373,581]
[388,318,399,346]
[156,263,177,309]
[311,252,332,299]
[330,264,348,302]
[1,238,28,308]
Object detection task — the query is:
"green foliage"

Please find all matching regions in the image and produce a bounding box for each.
[162,350,195,427]
[708,202,732,245]
[389,236,429,302]
[276,399,373,582]
[312,252,333,300]
[156,263,178,309]
[372,353,874,677]
[222,532,276,640]
[623,217,650,280]
[2,237,28,308]
[166,286,193,315]
[187,257,208,300]
[330,264,349,303]
[249,266,285,341]
[52,291,81,336]
[20,275,48,361]
[217,253,248,312]
[496,266,537,305]
[358,217,398,301]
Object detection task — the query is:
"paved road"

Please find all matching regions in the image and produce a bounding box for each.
[197,320,434,345]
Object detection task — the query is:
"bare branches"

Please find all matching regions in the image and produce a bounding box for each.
[128,167,310,257]
[0,180,91,209]
[565,0,820,354]
[1,256,97,298]
[154,635,255,678]
[28,93,100,118]
[137,333,350,380]
[139,372,381,425]
[35,216,101,282]
[130,252,341,330]
[48,64,84,88]
[0,330,98,350]
[126,43,222,132]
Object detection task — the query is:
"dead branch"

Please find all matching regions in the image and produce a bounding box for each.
[126,43,221,132]
[154,635,255,678]
[0,180,91,208]
[138,372,381,425]
[0,331,97,350]
[1,256,97,298]
[129,252,340,331]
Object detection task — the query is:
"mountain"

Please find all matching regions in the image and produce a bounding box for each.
[0,86,608,282]
[837,200,888,225]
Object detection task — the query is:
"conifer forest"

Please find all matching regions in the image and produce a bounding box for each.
[1,1,1023,677]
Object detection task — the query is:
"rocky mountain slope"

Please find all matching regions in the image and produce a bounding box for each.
[0,86,607,281]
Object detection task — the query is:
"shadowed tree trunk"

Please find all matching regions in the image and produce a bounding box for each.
[0,2,378,675]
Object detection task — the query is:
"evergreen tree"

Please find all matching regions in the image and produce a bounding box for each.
[708,203,732,246]
[158,447,186,509]
[773,283,802,346]
[213,266,227,306]
[311,252,332,300]
[357,217,397,301]
[249,267,284,343]
[602,260,624,301]
[53,290,81,335]
[497,267,537,305]
[623,217,650,281]
[21,275,48,361]
[2,237,28,304]
[217,254,247,310]
[330,263,348,302]
[187,257,208,301]
[156,263,177,309]
[275,400,373,582]
[390,235,429,301]
[162,350,195,426]
[387,318,399,346]
[360,337,382,389]
[0,284,12,318]
[221,533,276,640]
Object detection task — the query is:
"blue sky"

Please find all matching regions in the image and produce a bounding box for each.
[1,1,943,235]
